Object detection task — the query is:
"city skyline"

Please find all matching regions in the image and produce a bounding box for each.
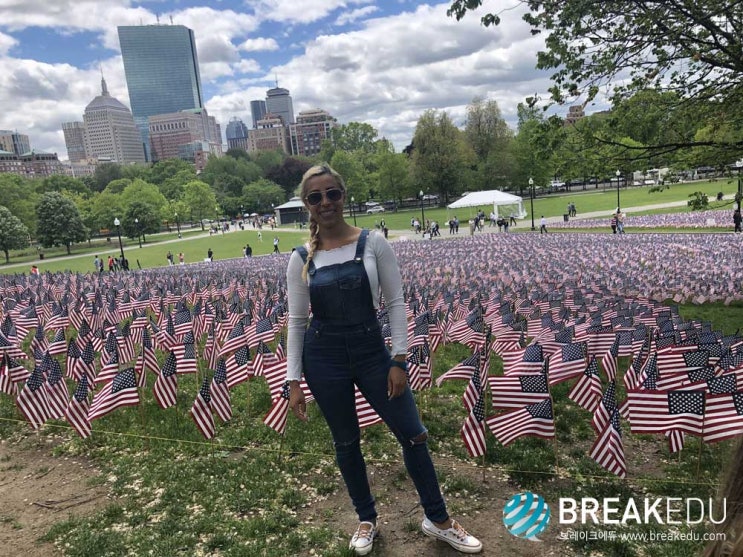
[0,1,573,160]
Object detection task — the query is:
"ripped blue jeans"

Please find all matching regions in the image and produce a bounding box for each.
[303,318,448,524]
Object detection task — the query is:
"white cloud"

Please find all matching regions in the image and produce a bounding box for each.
[238,37,279,52]
[232,59,261,74]
[253,0,373,24]
[334,6,378,26]
[254,2,553,149]
[0,31,18,55]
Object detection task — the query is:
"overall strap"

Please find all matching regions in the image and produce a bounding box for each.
[353,229,370,262]
[295,245,308,263]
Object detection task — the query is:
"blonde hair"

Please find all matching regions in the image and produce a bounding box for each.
[299,165,346,281]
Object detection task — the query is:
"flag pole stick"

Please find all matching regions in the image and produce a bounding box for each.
[546,356,559,469]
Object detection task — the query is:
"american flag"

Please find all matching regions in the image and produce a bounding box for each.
[173,306,193,336]
[95,347,120,385]
[489,372,549,410]
[462,365,484,412]
[65,338,81,379]
[88,367,139,421]
[589,408,626,478]
[64,374,91,439]
[248,316,276,347]
[461,388,487,458]
[48,329,67,356]
[501,344,543,376]
[568,356,602,412]
[225,347,251,388]
[263,381,291,434]
[626,389,705,436]
[30,323,48,355]
[601,337,619,382]
[0,353,18,396]
[592,380,617,435]
[219,321,246,357]
[211,360,232,423]
[140,328,160,375]
[355,386,382,429]
[44,358,69,419]
[78,340,97,384]
[548,342,586,385]
[172,338,199,375]
[665,430,686,454]
[16,365,51,429]
[703,392,743,443]
[486,398,555,447]
[153,352,178,409]
[435,350,480,386]
[190,377,215,439]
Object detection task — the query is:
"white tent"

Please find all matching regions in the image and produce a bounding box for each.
[447,190,526,218]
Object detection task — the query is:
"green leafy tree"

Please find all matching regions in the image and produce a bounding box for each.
[251,150,285,174]
[331,122,379,153]
[448,0,743,158]
[265,157,314,199]
[36,192,88,254]
[374,150,411,202]
[201,156,262,195]
[410,110,473,202]
[688,191,710,211]
[122,201,161,242]
[159,168,197,201]
[103,178,132,195]
[89,191,125,236]
[37,175,91,197]
[182,180,217,230]
[241,179,285,214]
[225,148,251,161]
[330,150,369,202]
[0,206,30,264]
[0,173,38,232]
[90,162,123,192]
[148,159,193,185]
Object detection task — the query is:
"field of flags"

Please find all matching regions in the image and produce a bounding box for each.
[1,232,742,480]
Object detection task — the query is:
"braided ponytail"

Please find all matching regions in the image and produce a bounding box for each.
[302,216,320,282]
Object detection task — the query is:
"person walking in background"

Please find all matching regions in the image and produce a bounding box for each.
[734,209,742,233]
[610,214,618,234]
[617,211,625,234]
[540,216,548,234]
[273,236,280,253]
[108,255,114,272]
[178,252,185,265]
[245,244,253,257]
[286,165,482,556]
[207,248,213,262]
[30,264,39,275]
[166,251,174,266]
[509,212,517,226]
[93,255,102,274]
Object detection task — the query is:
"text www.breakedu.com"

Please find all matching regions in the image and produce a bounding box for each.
[559,529,726,543]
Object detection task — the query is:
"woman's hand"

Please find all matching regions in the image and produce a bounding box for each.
[387,365,407,399]
[288,381,307,421]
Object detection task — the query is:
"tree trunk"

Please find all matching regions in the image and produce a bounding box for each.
[3,249,8,264]
[66,243,71,255]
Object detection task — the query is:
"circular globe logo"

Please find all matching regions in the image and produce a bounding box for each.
[502,491,551,541]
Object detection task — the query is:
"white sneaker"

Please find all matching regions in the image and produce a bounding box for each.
[422,517,482,553]
[349,521,378,555]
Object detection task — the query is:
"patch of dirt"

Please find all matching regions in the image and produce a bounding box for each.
[300,458,575,557]
[0,437,110,557]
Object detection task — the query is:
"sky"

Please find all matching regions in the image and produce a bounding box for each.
[0,0,567,160]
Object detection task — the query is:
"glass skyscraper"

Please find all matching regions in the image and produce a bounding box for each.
[118,24,204,160]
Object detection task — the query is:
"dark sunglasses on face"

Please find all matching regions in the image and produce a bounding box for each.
[305,188,343,205]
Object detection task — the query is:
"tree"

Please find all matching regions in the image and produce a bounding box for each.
[36,192,88,254]
[182,180,217,230]
[200,156,262,195]
[225,148,251,161]
[159,168,197,201]
[330,150,369,202]
[331,122,379,154]
[0,173,38,233]
[265,157,314,199]
[409,110,474,202]
[123,201,161,242]
[89,191,125,237]
[0,206,30,264]
[251,150,285,174]
[148,159,193,185]
[448,0,743,157]
[374,151,412,202]
[90,163,123,192]
[241,179,285,214]
[37,175,91,197]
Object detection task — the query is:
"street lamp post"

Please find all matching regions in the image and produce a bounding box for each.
[134,218,142,248]
[113,217,125,263]
[174,212,181,238]
[616,169,621,211]
[419,190,425,230]
[529,178,535,231]
[351,196,357,226]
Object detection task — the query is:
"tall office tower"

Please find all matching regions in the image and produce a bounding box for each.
[248,113,289,153]
[265,86,294,125]
[0,130,31,155]
[250,100,267,128]
[289,109,337,157]
[83,77,146,164]
[225,117,250,151]
[118,24,204,160]
[62,121,87,162]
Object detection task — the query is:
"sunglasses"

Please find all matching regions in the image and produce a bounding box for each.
[305,188,343,206]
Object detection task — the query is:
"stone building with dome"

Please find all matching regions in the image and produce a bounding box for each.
[82,77,145,164]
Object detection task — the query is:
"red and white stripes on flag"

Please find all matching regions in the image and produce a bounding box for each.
[626,389,705,436]
[703,392,743,443]
[589,408,626,478]
[568,357,602,412]
[64,375,91,439]
[487,399,555,447]
[190,377,215,439]
[16,365,50,429]
[153,352,178,409]
[88,368,139,421]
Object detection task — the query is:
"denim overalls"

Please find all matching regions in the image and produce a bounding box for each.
[297,229,448,524]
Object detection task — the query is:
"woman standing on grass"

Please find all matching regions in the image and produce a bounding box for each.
[285,164,482,555]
